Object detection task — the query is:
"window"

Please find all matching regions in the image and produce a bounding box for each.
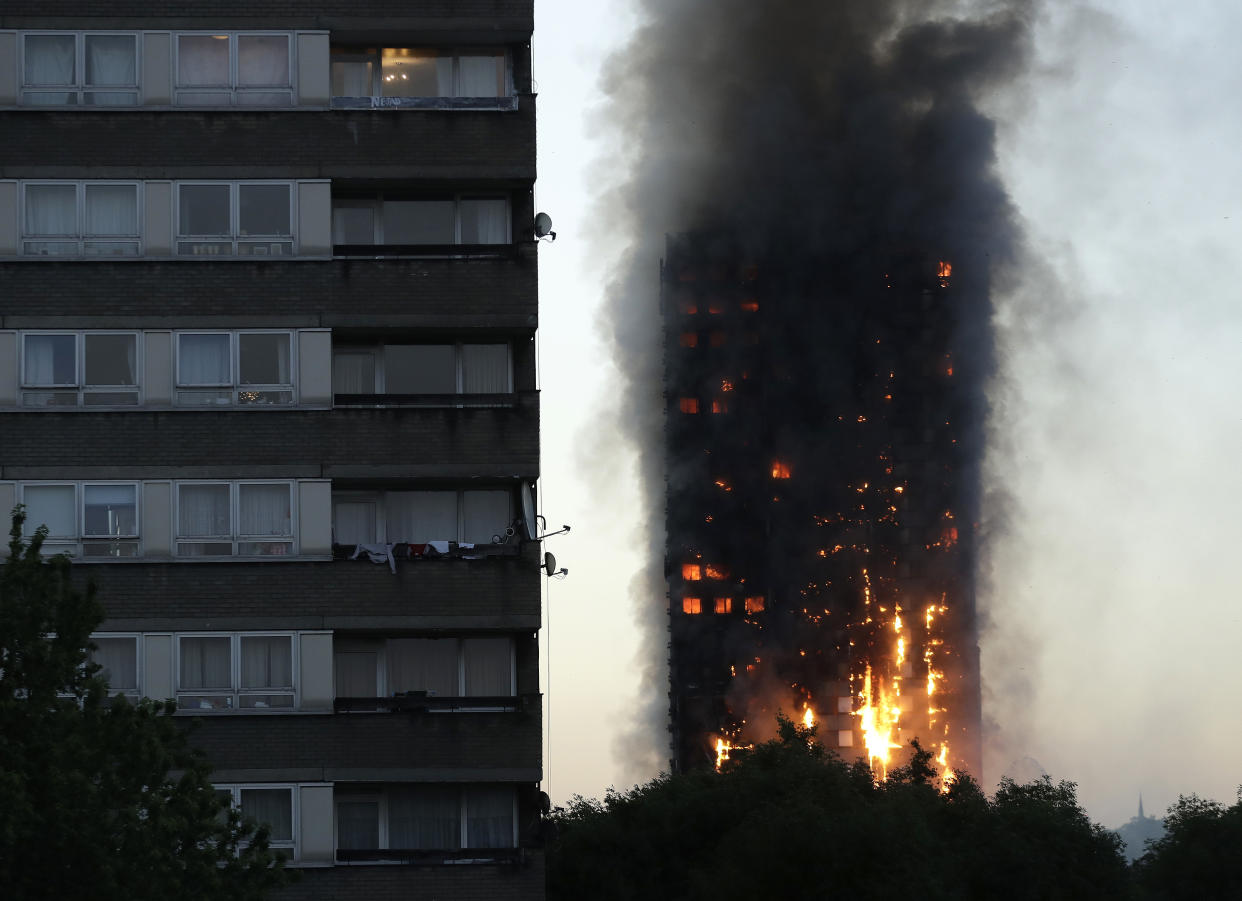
[332,195,509,248]
[21,182,140,256]
[88,634,140,695]
[21,332,139,407]
[177,182,293,256]
[178,633,295,710]
[335,785,515,855]
[335,637,514,701]
[332,489,512,546]
[19,482,140,558]
[175,331,294,405]
[176,481,294,556]
[332,343,511,396]
[216,785,295,854]
[21,33,138,106]
[330,47,508,99]
[176,33,292,106]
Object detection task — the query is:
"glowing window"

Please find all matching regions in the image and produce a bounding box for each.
[740,299,759,312]
[714,597,732,614]
[744,596,765,614]
[682,563,702,581]
[704,564,728,580]
[679,398,699,414]
[679,332,698,348]
[771,462,791,479]
[707,301,723,314]
[682,597,702,615]
[711,399,728,414]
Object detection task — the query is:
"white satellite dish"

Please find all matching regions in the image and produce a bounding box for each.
[534,212,556,240]
[543,552,558,577]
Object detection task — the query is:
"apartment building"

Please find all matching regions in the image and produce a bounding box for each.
[0,2,544,896]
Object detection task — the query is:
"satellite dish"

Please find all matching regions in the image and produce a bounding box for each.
[534,212,556,240]
[543,552,557,577]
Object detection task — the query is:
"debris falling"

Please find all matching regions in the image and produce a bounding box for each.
[596,0,1034,781]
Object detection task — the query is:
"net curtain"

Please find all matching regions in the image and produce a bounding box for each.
[240,636,292,690]
[180,636,231,689]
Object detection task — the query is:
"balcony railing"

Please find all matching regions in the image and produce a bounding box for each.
[333,692,538,714]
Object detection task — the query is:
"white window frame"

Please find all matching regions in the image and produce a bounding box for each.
[175,181,297,257]
[331,342,513,395]
[19,330,143,407]
[331,194,511,247]
[174,480,297,557]
[173,32,295,106]
[173,329,297,406]
[176,632,298,711]
[17,481,142,558]
[216,783,299,857]
[329,46,511,99]
[19,180,143,257]
[331,488,514,546]
[333,785,517,854]
[19,32,141,106]
[88,632,142,697]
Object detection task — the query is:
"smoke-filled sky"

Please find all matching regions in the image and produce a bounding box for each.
[534,0,1242,829]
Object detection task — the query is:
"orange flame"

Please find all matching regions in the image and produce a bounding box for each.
[771,461,791,479]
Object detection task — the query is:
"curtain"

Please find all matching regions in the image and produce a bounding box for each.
[389,786,460,850]
[180,637,231,689]
[386,491,457,543]
[237,35,288,86]
[85,35,135,85]
[84,334,137,386]
[465,786,514,848]
[334,651,378,697]
[331,60,373,97]
[84,185,137,236]
[240,789,293,842]
[22,485,76,537]
[24,35,75,85]
[24,334,75,385]
[238,333,291,386]
[179,484,231,537]
[178,334,231,385]
[240,636,292,689]
[458,199,508,244]
[462,345,510,393]
[178,35,230,85]
[25,185,77,236]
[462,638,512,696]
[336,800,380,850]
[91,637,138,691]
[239,484,291,537]
[332,353,376,394]
[333,501,376,545]
[458,54,502,97]
[387,639,458,697]
[83,484,137,537]
[461,490,510,544]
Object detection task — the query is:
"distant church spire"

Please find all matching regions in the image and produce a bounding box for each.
[1139,794,1145,819]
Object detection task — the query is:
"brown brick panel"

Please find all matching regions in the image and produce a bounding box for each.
[0,402,539,472]
[0,256,538,326]
[81,554,541,625]
[0,103,535,179]
[187,707,542,773]
[275,851,545,901]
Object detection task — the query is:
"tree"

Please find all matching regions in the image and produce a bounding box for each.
[547,717,1128,901]
[0,508,292,901]
[1133,791,1242,900]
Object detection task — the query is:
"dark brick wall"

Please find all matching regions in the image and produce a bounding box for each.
[85,551,541,625]
[0,400,538,475]
[187,706,541,773]
[276,852,544,901]
[0,104,535,180]
[0,257,538,327]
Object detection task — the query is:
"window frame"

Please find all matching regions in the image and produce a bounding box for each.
[332,635,516,703]
[19,180,143,257]
[174,480,297,557]
[19,31,141,106]
[176,631,298,711]
[329,46,511,101]
[19,330,143,407]
[174,329,297,406]
[175,181,297,257]
[332,342,513,397]
[17,481,142,558]
[88,632,142,697]
[173,32,295,107]
[215,783,298,857]
[331,193,511,250]
[333,784,517,855]
[331,488,514,546]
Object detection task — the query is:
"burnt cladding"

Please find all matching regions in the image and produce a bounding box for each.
[600,0,1035,775]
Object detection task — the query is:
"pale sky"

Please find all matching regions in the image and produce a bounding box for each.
[532,0,1242,828]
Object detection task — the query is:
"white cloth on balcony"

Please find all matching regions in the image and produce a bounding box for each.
[351,542,397,574]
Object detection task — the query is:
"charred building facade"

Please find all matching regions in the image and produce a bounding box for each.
[0,2,544,897]
[664,232,983,778]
